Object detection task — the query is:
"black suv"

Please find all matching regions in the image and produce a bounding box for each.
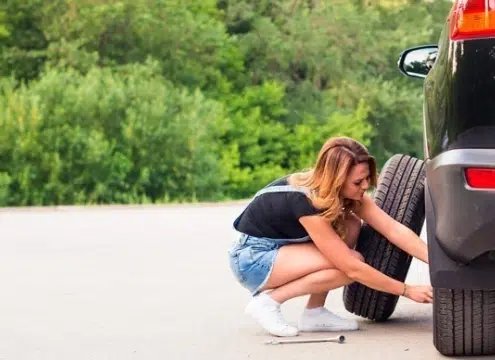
[342,0,495,356]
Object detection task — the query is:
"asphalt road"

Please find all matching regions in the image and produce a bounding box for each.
[0,203,484,359]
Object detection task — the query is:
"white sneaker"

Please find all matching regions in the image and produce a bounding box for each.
[245,293,299,337]
[298,307,359,332]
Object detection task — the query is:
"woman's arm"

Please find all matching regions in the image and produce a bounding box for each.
[355,194,429,264]
[300,215,412,297]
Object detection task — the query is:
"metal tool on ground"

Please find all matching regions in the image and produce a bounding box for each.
[264,335,345,345]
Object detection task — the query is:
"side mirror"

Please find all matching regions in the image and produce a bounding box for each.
[397,45,439,79]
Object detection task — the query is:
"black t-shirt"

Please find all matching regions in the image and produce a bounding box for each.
[233,176,322,239]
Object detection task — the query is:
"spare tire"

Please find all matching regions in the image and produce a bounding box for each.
[342,154,426,321]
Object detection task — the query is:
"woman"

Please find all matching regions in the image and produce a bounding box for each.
[228,136,433,337]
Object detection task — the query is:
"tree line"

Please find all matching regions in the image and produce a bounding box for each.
[0,0,452,206]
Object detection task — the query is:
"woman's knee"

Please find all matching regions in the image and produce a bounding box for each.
[313,251,364,287]
[311,268,353,287]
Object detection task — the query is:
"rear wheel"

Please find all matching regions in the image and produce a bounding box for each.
[342,154,426,321]
[434,288,495,356]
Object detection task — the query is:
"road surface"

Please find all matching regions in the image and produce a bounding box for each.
[0,203,482,359]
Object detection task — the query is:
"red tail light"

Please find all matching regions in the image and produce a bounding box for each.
[450,0,495,40]
[465,168,495,188]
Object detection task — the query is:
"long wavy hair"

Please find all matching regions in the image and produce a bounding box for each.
[289,136,378,239]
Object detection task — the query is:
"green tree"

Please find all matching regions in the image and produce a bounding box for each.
[0,11,8,38]
[0,60,229,205]
[0,0,454,205]
[0,1,48,82]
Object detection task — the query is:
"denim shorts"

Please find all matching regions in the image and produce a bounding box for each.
[228,233,310,296]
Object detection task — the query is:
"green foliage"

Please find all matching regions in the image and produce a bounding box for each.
[0,61,228,205]
[40,0,244,97]
[0,11,8,38]
[0,0,48,82]
[286,100,374,171]
[219,81,374,197]
[329,78,424,166]
[0,0,454,206]
[220,81,290,197]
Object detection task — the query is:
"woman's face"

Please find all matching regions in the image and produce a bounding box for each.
[341,162,371,200]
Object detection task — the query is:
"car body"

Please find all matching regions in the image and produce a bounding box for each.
[397,0,495,356]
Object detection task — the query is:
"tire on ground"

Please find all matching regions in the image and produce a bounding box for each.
[434,288,495,356]
[342,154,426,321]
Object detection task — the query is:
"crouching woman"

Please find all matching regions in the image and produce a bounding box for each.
[228,136,432,337]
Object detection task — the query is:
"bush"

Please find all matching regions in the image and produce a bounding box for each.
[0,60,228,205]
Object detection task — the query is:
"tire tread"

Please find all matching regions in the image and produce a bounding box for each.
[434,289,495,356]
[343,154,426,321]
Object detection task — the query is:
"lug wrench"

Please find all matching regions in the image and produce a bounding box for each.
[264,335,345,345]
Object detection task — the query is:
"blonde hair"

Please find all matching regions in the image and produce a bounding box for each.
[289,136,377,239]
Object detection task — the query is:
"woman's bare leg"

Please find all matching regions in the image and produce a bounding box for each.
[305,214,362,308]
[306,293,329,309]
[245,214,363,336]
[243,243,352,337]
[262,213,363,304]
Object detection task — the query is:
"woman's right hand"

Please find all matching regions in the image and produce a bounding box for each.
[404,284,434,303]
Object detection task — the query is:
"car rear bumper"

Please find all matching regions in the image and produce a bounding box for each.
[426,148,495,289]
